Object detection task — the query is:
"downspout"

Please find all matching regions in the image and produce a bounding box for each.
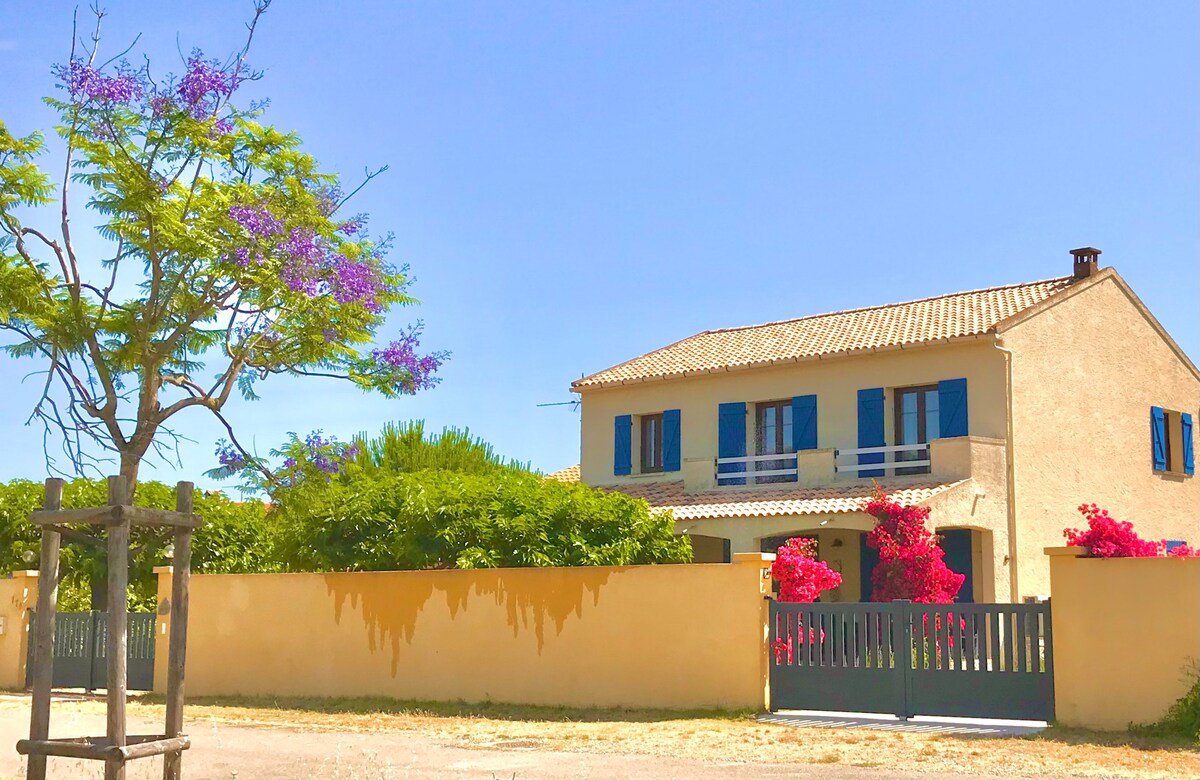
[992,336,1021,602]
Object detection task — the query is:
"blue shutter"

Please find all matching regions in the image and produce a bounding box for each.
[857,388,886,478]
[792,395,818,451]
[717,402,747,486]
[662,409,681,472]
[938,378,969,438]
[614,415,632,476]
[1183,412,1195,476]
[1151,406,1167,471]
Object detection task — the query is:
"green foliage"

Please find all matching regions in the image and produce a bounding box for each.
[0,479,273,611]
[350,420,532,477]
[271,470,691,572]
[1132,667,1200,743]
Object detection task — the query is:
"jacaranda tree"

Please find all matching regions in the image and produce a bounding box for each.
[0,2,444,493]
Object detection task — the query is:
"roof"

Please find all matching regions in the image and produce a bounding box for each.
[605,480,966,521]
[546,464,581,483]
[573,276,1077,389]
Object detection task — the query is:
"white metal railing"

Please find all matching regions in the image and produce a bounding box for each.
[834,443,931,476]
[714,452,798,485]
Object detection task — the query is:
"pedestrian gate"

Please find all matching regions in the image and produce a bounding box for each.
[25,611,156,691]
[768,601,1054,721]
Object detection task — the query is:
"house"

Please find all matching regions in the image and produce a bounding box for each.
[560,248,1199,603]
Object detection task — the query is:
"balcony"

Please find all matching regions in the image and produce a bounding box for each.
[707,437,1000,489]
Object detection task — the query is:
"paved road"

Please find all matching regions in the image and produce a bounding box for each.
[0,705,1095,780]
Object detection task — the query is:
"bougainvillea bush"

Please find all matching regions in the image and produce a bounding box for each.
[770,537,841,660]
[1064,504,1200,558]
[864,490,965,603]
[770,537,843,603]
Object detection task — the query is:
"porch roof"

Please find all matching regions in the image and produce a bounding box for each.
[605,479,968,521]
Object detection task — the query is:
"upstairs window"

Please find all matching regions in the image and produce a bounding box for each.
[755,400,796,484]
[1152,407,1194,476]
[641,413,664,473]
[894,384,939,475]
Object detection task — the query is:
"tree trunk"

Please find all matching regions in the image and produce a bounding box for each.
[90,571,108,612]
[87,450,141,610]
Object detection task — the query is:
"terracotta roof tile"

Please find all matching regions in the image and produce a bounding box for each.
[573,277,1075,388]
[546,464,581,483]
[603,480,966,521]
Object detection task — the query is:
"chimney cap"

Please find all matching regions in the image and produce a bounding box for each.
[1070,246,1102,258]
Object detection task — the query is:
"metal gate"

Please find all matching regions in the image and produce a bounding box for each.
[769,601,1054,721]
[25,611,157,691]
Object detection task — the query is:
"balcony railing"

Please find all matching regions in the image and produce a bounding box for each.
[834,443,930,477]
[714,453,798,485]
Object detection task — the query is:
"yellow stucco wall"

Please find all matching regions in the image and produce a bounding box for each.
[0,572,37,690]
[1003,275,1200,598]
[1048,547,1200,730]
[156,558,772,710]
[579,341,1008,489]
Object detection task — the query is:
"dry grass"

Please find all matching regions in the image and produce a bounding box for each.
[48,695,1200,778]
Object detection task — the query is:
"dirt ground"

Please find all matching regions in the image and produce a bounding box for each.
[0,696,1196,779]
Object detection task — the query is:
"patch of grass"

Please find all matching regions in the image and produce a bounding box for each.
[131,692,753,724]
[1027,724,1199,753]
[814,752,841,763]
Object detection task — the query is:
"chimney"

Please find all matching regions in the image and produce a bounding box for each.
[1070,247,1101,279]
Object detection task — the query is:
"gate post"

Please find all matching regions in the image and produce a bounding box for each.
[894,600,914,720]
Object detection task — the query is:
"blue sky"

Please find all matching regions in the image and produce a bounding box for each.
[1,1,1196,487]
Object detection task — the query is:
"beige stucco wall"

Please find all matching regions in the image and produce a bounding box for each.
[0,572,37,690]
[1048,547,1200,730]
[1002,274,1200,599]
[156,558,773,710]
[578,341,1008,490]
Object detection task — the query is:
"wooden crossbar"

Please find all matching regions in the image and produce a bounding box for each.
[30,505,202,529]
[17,734,191,762]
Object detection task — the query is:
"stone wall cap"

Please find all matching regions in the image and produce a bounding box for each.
[1044,546,1086,557]
[732,552,775,564]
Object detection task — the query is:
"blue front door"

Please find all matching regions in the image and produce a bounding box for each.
[939,529,974,603]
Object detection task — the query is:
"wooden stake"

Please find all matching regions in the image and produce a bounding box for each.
[162,482,193,780]
[105,476,129,780]
[27,478,63,780]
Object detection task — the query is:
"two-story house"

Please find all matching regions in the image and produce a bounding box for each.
[554,249,1199,603]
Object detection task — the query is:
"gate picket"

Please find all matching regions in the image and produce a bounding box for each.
[26,611,156,691]
[769,601,1054,720]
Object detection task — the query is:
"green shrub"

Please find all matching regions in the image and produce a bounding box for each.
[272,469,691,571]
[0,479,274,611]
[1131,668,1200,743]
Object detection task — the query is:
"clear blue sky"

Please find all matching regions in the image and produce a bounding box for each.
[1,1,1196,488]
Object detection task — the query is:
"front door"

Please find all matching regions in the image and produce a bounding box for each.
[939,529,975,603]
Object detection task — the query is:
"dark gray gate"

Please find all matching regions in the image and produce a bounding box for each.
[769,601,1054,721]
[25,611,156,691]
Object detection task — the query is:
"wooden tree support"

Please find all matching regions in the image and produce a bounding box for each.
[20,476,201,780]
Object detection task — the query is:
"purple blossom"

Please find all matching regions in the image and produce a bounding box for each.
[337,215,367,236]
[178,51,237,117]
[329,258,383,311]
[371,325,445,393]
[150,94,174,116]
[313,185,343,217]
[209,117,234,138]
[215,440,245,469]
[229,203,284,238]
[55,59,143,103]
[322,328,338,343]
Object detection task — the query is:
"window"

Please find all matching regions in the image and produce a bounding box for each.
[1162,409,1188,474]
[755,400,796,483]
[640,413,663,473]
[894,385,939,475]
